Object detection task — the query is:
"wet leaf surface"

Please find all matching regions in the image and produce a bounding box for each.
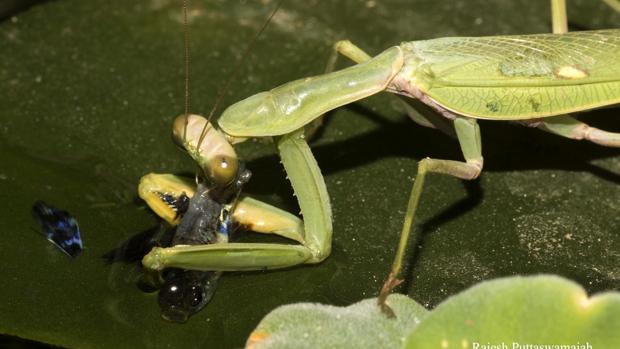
[0,0,619,348]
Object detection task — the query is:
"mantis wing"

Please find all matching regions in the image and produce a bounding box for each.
[408,29,620,120]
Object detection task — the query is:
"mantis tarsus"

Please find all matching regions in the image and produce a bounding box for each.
[139,0,620,319]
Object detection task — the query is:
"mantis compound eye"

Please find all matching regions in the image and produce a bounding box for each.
[207,154,238,186]
[158,270,218,323]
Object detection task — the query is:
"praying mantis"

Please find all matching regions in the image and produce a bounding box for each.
[138,0,620,319]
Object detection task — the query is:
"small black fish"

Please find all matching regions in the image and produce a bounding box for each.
[32,201,83,258]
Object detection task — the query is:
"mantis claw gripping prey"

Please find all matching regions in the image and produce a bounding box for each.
[138,0,620,319]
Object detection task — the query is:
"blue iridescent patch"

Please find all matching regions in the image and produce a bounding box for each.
[217,208,232,238]
[32,201,83,257]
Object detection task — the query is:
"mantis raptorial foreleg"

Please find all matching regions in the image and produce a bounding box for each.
[326,39,452,132]
[233,196,305,243]
[305,40,378,139]
[305,41,375,139]
[142,128,332,272]
[139,173,306,243]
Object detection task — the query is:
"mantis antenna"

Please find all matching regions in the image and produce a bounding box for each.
[182,0,190,142]
[184,0,284,151]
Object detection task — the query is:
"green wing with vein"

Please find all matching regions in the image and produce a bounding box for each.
[407,29,620,119]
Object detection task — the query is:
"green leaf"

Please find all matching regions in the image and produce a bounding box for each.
[247,294,427,349]
[1,0,619,348]
[406,275,620,348]
[248,275,620,348]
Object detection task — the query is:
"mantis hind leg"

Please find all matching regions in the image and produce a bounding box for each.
[378,117,484,317]
[533,116,620,148]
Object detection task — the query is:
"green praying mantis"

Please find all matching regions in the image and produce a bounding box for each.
[138,0,620,317]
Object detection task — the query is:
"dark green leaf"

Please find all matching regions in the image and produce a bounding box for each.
[0,1,619,348]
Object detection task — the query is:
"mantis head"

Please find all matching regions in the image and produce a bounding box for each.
[172,114,239,186]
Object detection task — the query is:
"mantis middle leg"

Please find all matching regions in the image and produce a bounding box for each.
[319,39,480,314]
[377,116,483,317]
[324,40,484,315]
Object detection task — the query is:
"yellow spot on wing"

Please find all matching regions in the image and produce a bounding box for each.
[555,66,588,79]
